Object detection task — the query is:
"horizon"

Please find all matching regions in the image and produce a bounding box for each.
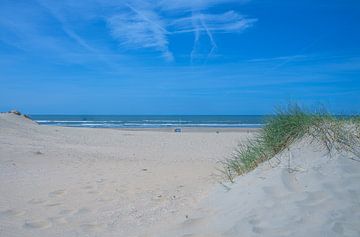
[15,113,360,129]
[25,113,359,116]
[1,0,360,114]
[28,114,268,116]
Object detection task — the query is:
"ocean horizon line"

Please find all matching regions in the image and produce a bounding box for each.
[29,115,270,129]
[28,114,272,116]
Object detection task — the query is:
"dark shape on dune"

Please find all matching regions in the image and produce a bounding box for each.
[9,110,22,116]
[174,128,182,133]
[7,109,35,122]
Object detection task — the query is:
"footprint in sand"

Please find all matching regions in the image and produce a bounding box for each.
[181,216,207,228]
[296,191,328,207]
[281,169,302,192]
[332,222,344,234]
[83,185,94,190]
[252,226,264,234]
[49,189,67,198]
[262,186,284,197]
[252,226,292,236]
[48,216,68,225]
[46,202,63,207]
[97,197,114,202]
[82,185,101,194]
[75,207,92,215]
[23,220,51,229]
[248,217,261,225]
[261,186,289,208]
[81,222,105,231]
[28,198,46,205]
[0,209,26,218]
[58,209,76,215]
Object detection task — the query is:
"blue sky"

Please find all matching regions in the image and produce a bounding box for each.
[0,0,359,114]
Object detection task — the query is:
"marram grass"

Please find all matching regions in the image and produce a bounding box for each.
[222,104,360,182]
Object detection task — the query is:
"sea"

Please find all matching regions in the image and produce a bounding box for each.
[29,115,269,128]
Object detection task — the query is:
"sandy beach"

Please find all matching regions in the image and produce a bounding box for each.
[0,112,252,236]
[1,112,359,237]
[1,0,359,235]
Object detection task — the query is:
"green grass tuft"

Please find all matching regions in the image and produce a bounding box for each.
[222,104,360,181]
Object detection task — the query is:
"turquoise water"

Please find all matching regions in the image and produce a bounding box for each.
[29,115,269,128]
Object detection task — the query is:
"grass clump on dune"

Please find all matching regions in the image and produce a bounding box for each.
[223,104,360,181]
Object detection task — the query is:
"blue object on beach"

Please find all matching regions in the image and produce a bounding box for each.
[174,128,182,133]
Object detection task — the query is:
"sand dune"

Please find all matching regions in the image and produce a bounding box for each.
[159,140,360,237]
[1,113,359,236]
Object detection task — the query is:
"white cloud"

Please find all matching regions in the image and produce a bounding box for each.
[105,1,256,62]
[170,11,256,33]
[0,0,256,62]
[156,0,250,11]
[107,4,173,61]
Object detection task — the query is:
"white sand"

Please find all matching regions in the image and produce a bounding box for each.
[0,113,250,237]
[1,113,359,237]
[159,140,360,237]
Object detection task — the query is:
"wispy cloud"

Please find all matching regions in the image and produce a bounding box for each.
[0,0,256,63]
[157,0,250,12]
[169,11,256,62]
[36,0,103,56]
[105,0,256,62]
[107,4,173,61]
[170,11,256,34]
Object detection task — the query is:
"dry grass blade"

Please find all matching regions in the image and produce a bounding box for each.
[223,104,360,182]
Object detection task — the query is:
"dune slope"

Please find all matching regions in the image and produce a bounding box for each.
[160,140,360,237]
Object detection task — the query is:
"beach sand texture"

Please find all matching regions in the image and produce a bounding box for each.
[159,140,360,237]
[1,112,360,236]
[0,113,248,236]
